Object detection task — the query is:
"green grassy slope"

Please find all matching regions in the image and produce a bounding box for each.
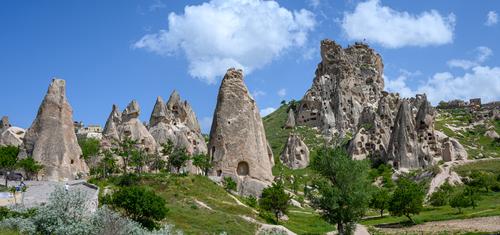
[435,109,500,158]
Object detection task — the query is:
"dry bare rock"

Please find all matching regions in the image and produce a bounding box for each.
[208,68,274,196]
[284,108,296,129]
[21,79,89,181]
[280,134,309,169]
[149,92,208,174]
[0,116,25,147]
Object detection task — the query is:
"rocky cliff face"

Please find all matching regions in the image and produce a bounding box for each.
[280,134,309,169]
[296,40,384,136]
[102,100,157,153]
[21,79,89,181]
[208,68,274,196]
[299,39,467,170]
[149,91,207,174]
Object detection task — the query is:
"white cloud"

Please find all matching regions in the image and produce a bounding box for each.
[134,0,316,83]
[386,66,500,105]
[251,90,266,99]
[341,0,455,48]
[277,88,286,98]
[260,107,276,117]
[486,11,498,26]
[447,46,493,70]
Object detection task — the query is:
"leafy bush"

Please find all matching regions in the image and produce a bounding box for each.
[389,178,425,224]
[108,186,169,229]
[243,196,257,208]
[259,182,290,224]
[429,181,455,207]
[223,177,237,192]
[118,173,141,187]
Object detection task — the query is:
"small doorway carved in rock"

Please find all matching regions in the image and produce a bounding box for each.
[237,161,249,176]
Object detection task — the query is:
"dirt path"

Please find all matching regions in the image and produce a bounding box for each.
[375,216,500,234]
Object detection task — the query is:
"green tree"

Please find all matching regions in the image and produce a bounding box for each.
[16,157,43,180]
[259,182,290,224]
[192,154,211,175]
[388,178,425,224]
[450,190,469,213]
[113,137,138,174]
[429,181,455,206]
[78,138,101,160]
[109,186,168,229]
[310,147,371,235]
[369,187,391,217]
[130,148,147,175]
[160,140,174,157]
[468,171,496,192]
[149,152,166,173]
[0,146,19,186]
[98,149,118,178]
[168,147,189,174]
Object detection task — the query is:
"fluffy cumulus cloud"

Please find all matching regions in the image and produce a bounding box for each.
[260,107,276,117]
[341,0,455,48]
[386,66,500,105]
[134,0,316,83]
[486,11,498,26]
[447,46,492,70]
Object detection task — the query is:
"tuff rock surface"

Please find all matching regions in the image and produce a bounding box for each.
[280,134,309,169]
[284,108,296,129]
[102,100,157,153]
[208,68,274,196]
[21,79,89,181]
[149,91,207,174]
[300,39,467,170]
[0,116,25,147]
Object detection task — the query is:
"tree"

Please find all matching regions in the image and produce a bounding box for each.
[17,157,43,180]
[259,182,290,224]
[369,187,391,217]
[130,148,147,175]
[168,147,189,174]
[429,181,455,206]
[450,190,469,214]
[149,152,166,173]
[78,138,101,160]
[114,137,138,174]
[98,149,118,178]
[310,147,371,235]
[388,178,425,224]
[468,171,495,192]
[0,146,19,186]
[109,186,168,229]
[192,154,211,175]
[160,140,174,157]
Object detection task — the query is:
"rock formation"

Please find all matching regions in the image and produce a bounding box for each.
[296,40,384,136]
[0,116,11,130]
[297,39,468,170]
[148,91,208,174]
[21,79,89,181]
[284,108,296,129]
[208,68,274,196]
[280,134,309,169]
[0,116,25,147]
[102,101,157,153]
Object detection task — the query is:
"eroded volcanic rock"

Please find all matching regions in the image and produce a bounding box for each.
[284,108,296,129]
[21,79,89,181]
[208,68,274,196]
[149,91,207,174]
[0,116,25,147]
[280,134,309,169]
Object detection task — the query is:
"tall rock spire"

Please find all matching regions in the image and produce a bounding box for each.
[22,79,89,181]
[208,68,274,196]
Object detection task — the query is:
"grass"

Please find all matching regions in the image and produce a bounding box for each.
[453,159,500,177]
[0,229,19,235]
[283,207,335,234]
[435,109,500,159]
[362,191,500,226]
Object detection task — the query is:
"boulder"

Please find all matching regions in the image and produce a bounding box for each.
[0,126,25,147]
[485,130,499,139]
[284,108,296,129]
[208,68,274,196]
[280,134,309,169]
[0,116,11,130]
[21,79,89,181]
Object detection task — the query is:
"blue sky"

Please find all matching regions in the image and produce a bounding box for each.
[1,0,499,133]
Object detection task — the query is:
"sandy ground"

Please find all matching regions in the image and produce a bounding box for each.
[374,216,500,234]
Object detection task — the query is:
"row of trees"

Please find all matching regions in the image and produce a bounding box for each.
[80,138,212,178]
[0,146,43,186]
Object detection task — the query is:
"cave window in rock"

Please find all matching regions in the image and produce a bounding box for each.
[217,170,222,176]
[70,159,74,164]
[237,161,249,176]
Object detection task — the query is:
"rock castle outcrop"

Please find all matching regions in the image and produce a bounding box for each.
[102,100,157,153]
[20,79,89,181]
[208,68,274,196]
[149,91,207,173]
[280,134,309,169]
[296,40,467,170]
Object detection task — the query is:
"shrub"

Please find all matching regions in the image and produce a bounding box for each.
[389,178,425,224]
[244,196,257,208]
[109,186,169,229]
[259,182,290,224]
[223,177,237,192]
[118,173,141,187]
[429,181,455,207]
